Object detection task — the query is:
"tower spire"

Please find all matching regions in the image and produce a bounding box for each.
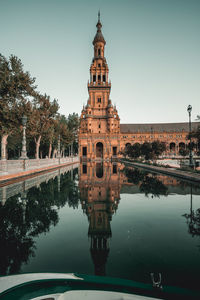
[93,11,105,45]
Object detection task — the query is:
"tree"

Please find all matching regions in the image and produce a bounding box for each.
[58,115,72,156]
[0,54,36,159]
[28,93,59,159]
[151,141,166,158]
[126,143,141,159]
[190,116,200,155]
[66,113,80,154]
[124,141,166,161]
[141,142,153,160]
[179,148,189,157]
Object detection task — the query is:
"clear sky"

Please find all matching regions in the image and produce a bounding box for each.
[1,0,199,124]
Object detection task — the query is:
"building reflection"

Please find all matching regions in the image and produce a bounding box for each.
[79,162,121,276]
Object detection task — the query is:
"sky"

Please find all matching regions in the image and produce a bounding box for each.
[0,0,200,124]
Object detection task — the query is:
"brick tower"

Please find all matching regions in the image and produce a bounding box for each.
[79,13,121,161]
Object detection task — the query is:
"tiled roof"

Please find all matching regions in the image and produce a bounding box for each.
[120,122,200,133]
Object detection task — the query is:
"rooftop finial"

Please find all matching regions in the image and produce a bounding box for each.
[98,10,100,22]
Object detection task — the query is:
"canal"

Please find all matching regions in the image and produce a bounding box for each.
[0,162,200,292]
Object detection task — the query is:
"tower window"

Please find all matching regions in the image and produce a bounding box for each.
[98,49,101,56]
[83,164,87,174]
[98,64,101,67]
[113,164,117,174]
[98,75,101,81]
[93,75,96,82]
[97,98,101,103]
[82,147,87,156]
[99,124,101,128]
[103,75,106,82]
[113,147,117,156]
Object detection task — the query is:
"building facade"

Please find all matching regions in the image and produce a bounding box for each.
[79,15,200,160]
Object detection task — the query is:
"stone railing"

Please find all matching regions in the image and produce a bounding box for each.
[0,156,79,175]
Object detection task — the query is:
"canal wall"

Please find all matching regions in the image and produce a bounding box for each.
[0,163,79,205]
[0,157,79,184]
[120,159,200,184]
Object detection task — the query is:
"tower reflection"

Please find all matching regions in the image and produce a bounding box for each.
[79,162,121,276]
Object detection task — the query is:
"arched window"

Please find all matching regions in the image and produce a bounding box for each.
[98,49,101,56]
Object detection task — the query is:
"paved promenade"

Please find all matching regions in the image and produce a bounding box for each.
[0,157,79,185]
[121,159,200,184]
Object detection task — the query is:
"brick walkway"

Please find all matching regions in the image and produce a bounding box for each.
[121,159,200,184]
[0,161,78,185]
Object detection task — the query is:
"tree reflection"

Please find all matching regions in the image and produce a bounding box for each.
[124,167,168,197]
[140,175,168,197]
[0,194,35,275]
[183,186,200,237]
[0,168,79,275]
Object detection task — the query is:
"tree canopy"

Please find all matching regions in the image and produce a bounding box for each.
[0,54,79,159]
[124,141,166,161]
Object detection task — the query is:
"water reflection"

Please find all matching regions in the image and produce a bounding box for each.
[183,186,200,237]
[0,162,200,288]
[80,162,200,279]
[124,168,168,197]
[79,162,121,276]
[0,165,79,275]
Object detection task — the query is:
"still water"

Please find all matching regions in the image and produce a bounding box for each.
[0,162,200,291]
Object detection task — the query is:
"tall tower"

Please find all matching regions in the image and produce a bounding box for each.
[79,13,121,161]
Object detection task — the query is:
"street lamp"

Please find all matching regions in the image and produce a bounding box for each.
[20,115,28,159]
[187,105,194,168]
[57,134,61,159]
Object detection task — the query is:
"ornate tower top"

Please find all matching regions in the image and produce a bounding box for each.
[93,11,106,45]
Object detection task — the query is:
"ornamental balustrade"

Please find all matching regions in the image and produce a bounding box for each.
[0,156,79,175]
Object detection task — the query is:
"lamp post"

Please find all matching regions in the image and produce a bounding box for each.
[57,134,61,160]
[187,105,194,168]
[20,115,28,160]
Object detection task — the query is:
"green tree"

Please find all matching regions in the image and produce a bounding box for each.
[28,93,59,159]
[190,116,200,155]
[66,113,80,154]
[151,140,166,158]
[0,54,36,159]
[126,143,141,159]
[179,148,189,157]
[141,142,153,160]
